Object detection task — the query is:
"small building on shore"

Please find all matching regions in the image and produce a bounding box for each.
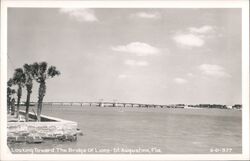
[232,104,242,109]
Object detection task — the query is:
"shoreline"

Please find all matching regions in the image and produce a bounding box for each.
[19,104,242,111]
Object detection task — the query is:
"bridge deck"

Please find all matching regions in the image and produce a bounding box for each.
[30,102,172,108]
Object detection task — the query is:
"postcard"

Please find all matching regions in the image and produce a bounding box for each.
[1,0,249,160]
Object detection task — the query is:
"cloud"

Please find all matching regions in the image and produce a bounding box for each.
[124,60,136,66]
[118,74,128,79]
[173,25,216,48]
[124,60,149,67]
[137,61,149,66]
[174,78,188,84]
[59,8,98,22]
[111,42,160,56]
[188,26,214,34]
[187,73,194,77]
[198,64,231,78]
[132,12,160,19]
[173,34,204,47]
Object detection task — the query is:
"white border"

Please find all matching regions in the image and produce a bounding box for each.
[1,0,249,160]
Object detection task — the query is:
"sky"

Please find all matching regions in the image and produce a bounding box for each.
[7,8,242,105]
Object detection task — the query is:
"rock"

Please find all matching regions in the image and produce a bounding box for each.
[16,136,26,142]
[7,137,16,143]
[54,131,64,136]
[26,136,43,144]
[77,129,83,136]
[37,132,47,137]
[43,133,56,139]
[65,135,77,141]
[19,130,29,136]
[57,135,66,141]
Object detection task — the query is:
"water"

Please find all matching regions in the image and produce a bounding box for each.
[9,105,242,154]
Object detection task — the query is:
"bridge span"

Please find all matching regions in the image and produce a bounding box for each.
[32,101,172,108]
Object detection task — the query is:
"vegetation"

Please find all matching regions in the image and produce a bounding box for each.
[32,62,60,121]
[8,61,60,122]
[23,64,35,122]
[7,78,16,115]
[12,68,25,118]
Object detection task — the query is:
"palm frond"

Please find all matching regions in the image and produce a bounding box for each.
[7,78,14,87]
[32,62,39,79]
[39,62,48,75]
[47,66,60,78]
[13,68,26,86]
[11,89,16,94]
[23,63,35,82]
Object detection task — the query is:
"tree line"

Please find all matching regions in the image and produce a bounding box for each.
[7,62,60,122]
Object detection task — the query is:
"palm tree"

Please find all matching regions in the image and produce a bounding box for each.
[33,62,60,121]
[7,79,13,113]
[7,78,16,115]
[13,68,26,118]
[23,64,35,122]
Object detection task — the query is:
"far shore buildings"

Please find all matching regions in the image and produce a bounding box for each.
[232,104,242,109]
[187,104,242,110]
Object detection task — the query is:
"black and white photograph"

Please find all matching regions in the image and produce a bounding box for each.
[0,0,249,160]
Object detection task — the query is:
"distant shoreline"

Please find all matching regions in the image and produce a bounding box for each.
[21,101,242,110]
[20,104,242,111]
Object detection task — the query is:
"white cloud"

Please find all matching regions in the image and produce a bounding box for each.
[133,12,160,19]
[174,78,188,84]
[173,34,204,47]
[137,61,148,66]
[198,64,231,78]
[124,60,136,66]
[111,42,160,56]
[124,60,149,67]
[59,8,98,22]
[118,74,128,79]
[187,73,194,77]
[173,25,216,48]
[188,26,214,34]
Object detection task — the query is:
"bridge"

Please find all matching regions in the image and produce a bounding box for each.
[30,101,176,108]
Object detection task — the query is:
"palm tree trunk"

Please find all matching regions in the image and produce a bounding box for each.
[16,86,22,118]
[25,90,31,122]
[11,98,15,115]
[37,81,46,122]
[7,96,11,114]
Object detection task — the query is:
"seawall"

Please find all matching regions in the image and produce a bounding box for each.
[7,111,78,143]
